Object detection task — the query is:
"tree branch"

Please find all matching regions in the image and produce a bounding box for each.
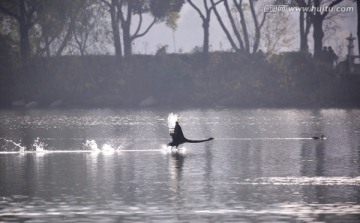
[0,4,20,20]
[133,11,143,37]
[56,6,82,56]
[132,17,156,40]
[259,11,267,29]
[187,0,205,20]
[209,0,223,11]
[231,0,247,51]
[210,0,240,52]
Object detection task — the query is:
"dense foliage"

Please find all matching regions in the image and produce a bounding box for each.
[1,52,359,108]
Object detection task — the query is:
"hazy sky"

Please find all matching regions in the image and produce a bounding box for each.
[132,1,357,58]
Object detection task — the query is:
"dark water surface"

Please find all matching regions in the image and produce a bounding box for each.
[0,109,360,222]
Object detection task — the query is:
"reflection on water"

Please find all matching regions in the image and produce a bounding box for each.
[0,109,360,222]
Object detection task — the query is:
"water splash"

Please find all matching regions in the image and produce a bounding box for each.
[101,143,115,155]
[33,137,46,152]
[117,143,127,150]
[3,139,26,152]
[161,144,171,151]
[161,144,186,154]
[1,137,46,152]
[167,113,178,134]
[83,140,128,153]
[83,140,100,152]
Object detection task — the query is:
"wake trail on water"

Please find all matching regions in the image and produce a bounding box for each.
[215,137,314,141]
[0,137,181,154]
[241,176,360,186]
[0,136,315,154]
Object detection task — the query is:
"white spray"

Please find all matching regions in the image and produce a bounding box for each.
[167,113,178,134]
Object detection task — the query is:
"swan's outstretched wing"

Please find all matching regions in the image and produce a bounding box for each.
[168,113,178,138]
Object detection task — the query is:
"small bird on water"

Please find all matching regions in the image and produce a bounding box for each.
[312,135,326,140]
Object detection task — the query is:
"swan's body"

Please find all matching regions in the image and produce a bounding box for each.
[168,121,214,148]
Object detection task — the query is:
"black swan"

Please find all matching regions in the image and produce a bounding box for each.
[168,121,214,148]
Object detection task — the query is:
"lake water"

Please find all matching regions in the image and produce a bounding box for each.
[0,108,360,222]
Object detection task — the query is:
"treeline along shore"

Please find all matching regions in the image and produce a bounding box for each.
[1,51,360,109]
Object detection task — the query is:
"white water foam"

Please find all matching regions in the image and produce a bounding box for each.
[83,139,131,154]
[33,137,46,152]
[0,138,180,154]
[161,144,186,154]
[2,137,47,152]
[101,143,115,155]
[83,140,100,152]
[3,139,26,152]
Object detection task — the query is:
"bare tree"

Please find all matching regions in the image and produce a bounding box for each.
[101,0,184,59]
[72,2,107,55]
[299,0,312,51]
[295,0,344,58]
[186,0,221,55]
[210,0,267,54]
[261,11,295,54]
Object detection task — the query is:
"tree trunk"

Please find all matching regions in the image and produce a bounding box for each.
[45,36,50,57]
[299,11,310,52]
[19,0,30,63]
[122,21,132,58]
[299,10,306,51]
[357,0,360,55]
[221,0,244,52]
[110,2,122,57]
[249,0,263,53]
[187,0,211,56]
[202,19,210,55]
[236,2,250,53]
[312,15,323,58]
[121,2,132,59]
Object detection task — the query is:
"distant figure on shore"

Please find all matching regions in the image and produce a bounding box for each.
[321,46,338,68]
[168,121,214,148]
[256,49,265,58]
[312,135,326,140]
[321,46,329,62]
